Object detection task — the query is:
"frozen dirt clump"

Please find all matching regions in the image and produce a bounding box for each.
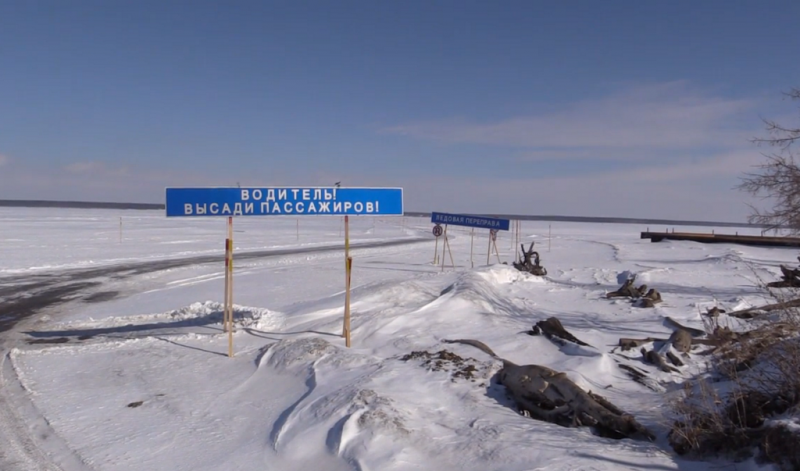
[400,349,495,382]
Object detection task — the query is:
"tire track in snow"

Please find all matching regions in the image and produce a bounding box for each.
[0,237,427,333]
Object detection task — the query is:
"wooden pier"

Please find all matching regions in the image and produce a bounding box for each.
[640,231,800,248]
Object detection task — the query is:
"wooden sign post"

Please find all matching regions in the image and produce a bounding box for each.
[223,237,230,335]
[510,220,515,253]
[493,231,502,263]
[471,228,475,268]
[485,230,492,265]
[343,215,352,348]
[440,225,455,272]
[165,186,404,353]
[225,217,234,358]
[487,229,500,264]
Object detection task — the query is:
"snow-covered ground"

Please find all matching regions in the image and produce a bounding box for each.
[0,207,792,470]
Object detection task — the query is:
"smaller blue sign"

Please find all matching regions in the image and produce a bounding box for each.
[431,212,510,231]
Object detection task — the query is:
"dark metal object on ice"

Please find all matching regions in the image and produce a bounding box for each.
[513,242,547,276]
[606,275,663,308]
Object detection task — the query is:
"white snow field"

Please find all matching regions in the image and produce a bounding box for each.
[0,207,791,470]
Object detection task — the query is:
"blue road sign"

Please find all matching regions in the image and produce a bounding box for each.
[166,187,403,217]
[431,212,510,231]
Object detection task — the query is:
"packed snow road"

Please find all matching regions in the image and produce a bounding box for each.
[0,238,427,334]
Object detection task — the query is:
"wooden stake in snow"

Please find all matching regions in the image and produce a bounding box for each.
[493,233,501,263]
[471,228,475,268]
[486,230,492,265]
[343,215,352,347]
[510,220,515,253]
[440,224,455,272]
[223,237,230,337]
[226,216,234,358]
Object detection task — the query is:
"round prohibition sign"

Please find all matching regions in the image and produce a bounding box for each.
[432,224,444,237]
[490,229,498,241]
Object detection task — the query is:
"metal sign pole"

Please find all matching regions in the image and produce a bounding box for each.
[432,224,442,265]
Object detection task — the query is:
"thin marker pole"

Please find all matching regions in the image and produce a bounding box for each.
[227,217,234,358]
[510,220,515,252]
[441,225,448,272]
[345,256,352,347]
[494,237,502,263]
[446,226,455,269]
[343,215,351,347]
[470,228,474,268]
[224,237,230,335]
[441,225,453,272]
[486,231,491,265]
[433,234,439,265]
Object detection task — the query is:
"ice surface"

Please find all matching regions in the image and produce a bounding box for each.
[1,208,788,470]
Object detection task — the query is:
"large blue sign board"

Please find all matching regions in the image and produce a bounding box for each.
[166,187,403,217]
[431,212,510,231]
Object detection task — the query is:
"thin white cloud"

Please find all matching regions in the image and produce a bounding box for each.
[312,149,761,221]
[0,162,219,203]
[64,161,130,177]
[382,81,755,154]
[588,150,759,183]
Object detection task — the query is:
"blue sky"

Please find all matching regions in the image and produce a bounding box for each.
[1,1,799,221]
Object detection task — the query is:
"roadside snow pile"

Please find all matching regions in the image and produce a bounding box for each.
[39,300,284,333]
[436,264,543,316]
[163,301,282,329]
